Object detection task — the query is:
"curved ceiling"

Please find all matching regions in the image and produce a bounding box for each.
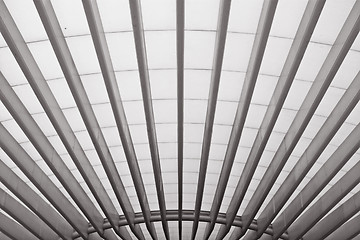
[0,0,360,239]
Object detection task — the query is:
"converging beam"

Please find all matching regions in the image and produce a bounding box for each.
[0,211,38,240]
[191,0,232,239]
[81,0,149,239]
[128,0,168,239]
[0,188,59,240]
[247,1,360,238]
[270,71,360,239]
[0,160,73,240]
[325,213,360,240]
[213,1,278,239]
[176,0,185,239]
[236,1,326,239]
[287,156,360,240]
[34,1,133,239]
[302,190,360,240]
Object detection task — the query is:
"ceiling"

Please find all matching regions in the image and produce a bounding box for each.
[0,0,360,239]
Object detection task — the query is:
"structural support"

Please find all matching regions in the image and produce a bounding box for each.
[128,0,168,239]
[0,188,59,240]
[246,1,360,238]
[0,160,73,240]
[33,1,133,239]
[190,1,232,239]
[233,1,326,239]
[212,1,278,239]
[302,190,360,240]
[81,0,150,239]
[0,211,38,240]
[286,157,360,240]
[176,0,185,239]
[325,213,360,240]
[269,71,360,239]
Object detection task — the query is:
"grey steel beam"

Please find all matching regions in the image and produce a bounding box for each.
[211,1,278,239]
[0,211,39,240]
[287,156,360,240]
[0,232,12,240]
[325,214,360,240]
[246,1,360,239]
[0,160,73,240]
[230,1,325,239]
[0,81,88,239]
[190,1,232,239]
[176,0,185,239]
[81,1,148,239]
[33,1,133,239]
[128,0,168,239]
[0,188,59,240]
[269,71,360,239]
[302,190,360,240]
[0,1,106,237]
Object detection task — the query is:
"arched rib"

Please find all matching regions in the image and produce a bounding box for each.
[302,190,360,240]
[269,71,360,239]
[245,1,360,238]
[33,1,134,239]
[287,157,360,240]
[230,1,326,238]
[0,160,73,240]
[0,211,38,240]
[190,1,232,239]
[0,121,88,239]
[81,0,151,239]
[325,213,360,240]
[176,0,185,239]
[0,188,59,240]
[212,1,279,239]
[128,0,168,238]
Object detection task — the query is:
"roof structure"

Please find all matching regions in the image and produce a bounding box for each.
[0,0,359,239]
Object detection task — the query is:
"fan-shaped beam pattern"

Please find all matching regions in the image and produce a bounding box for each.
[0,211,38,240]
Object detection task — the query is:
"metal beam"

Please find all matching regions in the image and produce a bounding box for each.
[0,232,12,240]
[190,0,232,239]
[0,188,59,240]
[302,190,360,240]
[0,211,38,240]
[176,0,185,239]
[0,160,73,240]
[212,1,278,239]
[233,1,326,239]
[287,156,360,240]
[0,84,88,238]
[0,1,106,237]
[81,1,148,239]
[248,1,360,238]
[33,1,133,239]
[325,213,360,240]
[269,72,360,239]
[128,0,168,239]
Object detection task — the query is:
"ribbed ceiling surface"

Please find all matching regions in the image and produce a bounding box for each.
[0,0,360,239]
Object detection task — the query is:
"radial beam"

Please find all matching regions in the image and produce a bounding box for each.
[231,1,325,238]
[0,188,59,240]
[81,1,150,239]
[0,84,87,239]
[128,0,168,239]
[325,213,360,240]
[0,211,38,240]
[287,156,360,240]
[249,1,360,238]
[0,160,73,240]
[0,1,107,237]
[189,0,232,239]
[176,0,185,239]
[33,1,134,239]
[269,72,360,239]
[211,1,278,239]
[302,190,360,240]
